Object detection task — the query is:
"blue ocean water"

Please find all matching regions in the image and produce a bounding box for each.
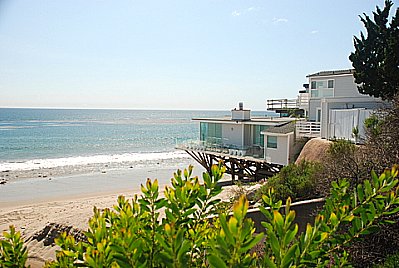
[0,108,272,172]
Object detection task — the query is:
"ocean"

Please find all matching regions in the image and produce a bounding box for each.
[0,108,216,171]
[0,108,271,174]
[0,108,276,205]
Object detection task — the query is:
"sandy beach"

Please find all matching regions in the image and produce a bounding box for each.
[0,161,237,267]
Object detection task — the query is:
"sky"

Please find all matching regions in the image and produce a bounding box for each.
[0,0,393,110]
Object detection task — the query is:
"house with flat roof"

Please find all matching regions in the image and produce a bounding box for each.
[189,103,296,159]
[176,103,299,180]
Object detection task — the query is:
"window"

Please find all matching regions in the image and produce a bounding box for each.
[311,90,319,97]
[316,109,322,122]
[267,136,277,149]
[200,123,207,141]
[311,81,316,89]
[310,79,334,98]
[253,125,268,146]
[200,123,222,143]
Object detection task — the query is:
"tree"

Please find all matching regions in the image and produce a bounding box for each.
[349,0,399,100]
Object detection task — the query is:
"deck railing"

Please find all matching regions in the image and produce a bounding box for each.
[297,93,310,110]
[267,99,298,110]
[296,121,321,138]
[176,140,265,159]
[267,93,310,111]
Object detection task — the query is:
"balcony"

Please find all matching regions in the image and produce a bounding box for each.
[296,121,321,138]
[297,93,310,110]
[176,139,265,159]
[267,99,298,110]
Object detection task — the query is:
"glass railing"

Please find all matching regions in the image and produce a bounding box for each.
[176,139,265,159]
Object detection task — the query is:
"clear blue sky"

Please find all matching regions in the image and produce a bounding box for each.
[0,0,390,110]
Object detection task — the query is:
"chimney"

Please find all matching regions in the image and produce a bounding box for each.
[231,102,250,121]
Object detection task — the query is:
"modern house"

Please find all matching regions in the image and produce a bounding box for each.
[179,68,385,181]
[177,103,298,180]
[269,69,386,143]
[299,69,386,142]
[190,103,298,163]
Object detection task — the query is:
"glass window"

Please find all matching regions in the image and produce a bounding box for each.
[253,125,268,146]
[322,88,334,97]
[267,136,278,149]
[311,90,319,97]
[311,81,316,89]
[316,81,326,89]
[328,80,334,88]
[206,123,222,144]
[200,123,207,141]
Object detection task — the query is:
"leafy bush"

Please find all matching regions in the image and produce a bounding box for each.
[2,164,399,267]
[255,161,322,202]
[0,225,28,268]
[260,165,399,267]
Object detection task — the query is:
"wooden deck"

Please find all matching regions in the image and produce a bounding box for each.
[179,146,282,182]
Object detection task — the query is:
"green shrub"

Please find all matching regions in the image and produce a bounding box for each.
[2,164,399,267]
[255,161,322,202]
[0,225,28,268]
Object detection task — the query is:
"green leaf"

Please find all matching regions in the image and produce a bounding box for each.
[282,244,298,268]
[283,224,298,246]
[330,212,338,226]
[207,254,227,268]
[263,257,278,268]
[364,180,372,196]
[241,233,264,252]
[357,184,365,203]
[361,225,380,235]
[177,240,190,264]
[268,231,281,258]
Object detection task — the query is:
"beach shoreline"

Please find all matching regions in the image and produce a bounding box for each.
[0,161,230,267]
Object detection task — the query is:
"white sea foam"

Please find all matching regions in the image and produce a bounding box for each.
[0,151,190,172]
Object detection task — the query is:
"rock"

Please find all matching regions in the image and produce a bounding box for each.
[0,180,6,185]
[295,138,332,164]
[29,223,87,247]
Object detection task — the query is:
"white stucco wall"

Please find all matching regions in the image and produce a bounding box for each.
[263,133,293,166]
[222,123,244,147]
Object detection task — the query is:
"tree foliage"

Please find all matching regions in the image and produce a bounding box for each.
[349,0,399,100]
[364,96,399,174]
[2,164,399,267]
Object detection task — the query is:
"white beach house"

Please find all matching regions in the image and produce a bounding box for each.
[295,69,386,142]
[189,103,296,160]
[180,69,386,172]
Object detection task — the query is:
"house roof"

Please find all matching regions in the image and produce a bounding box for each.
[192,117,296,126]
[306,69,354,78]
[261,121,296,134]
